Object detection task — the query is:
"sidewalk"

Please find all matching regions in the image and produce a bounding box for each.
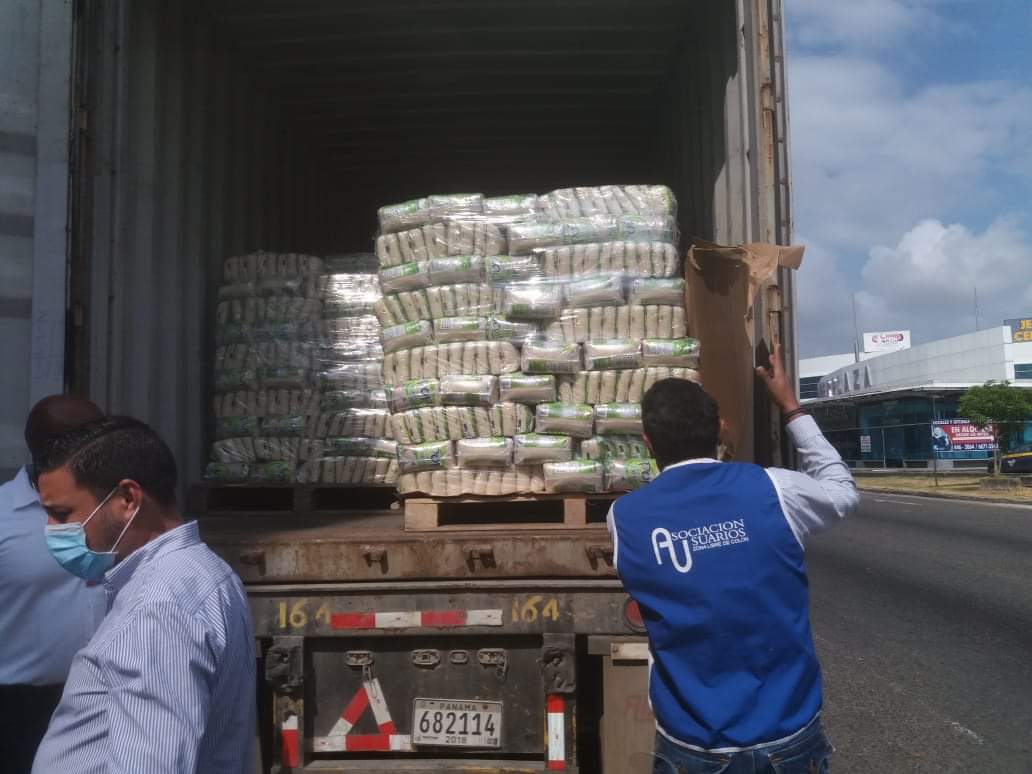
[855,475,1032,505]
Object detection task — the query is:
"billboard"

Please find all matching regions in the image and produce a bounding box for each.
[1005,318,1032,342]
[862,330,911,353]
[931,420,996,453]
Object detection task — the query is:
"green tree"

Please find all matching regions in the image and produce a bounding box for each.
[957,381,1032,476]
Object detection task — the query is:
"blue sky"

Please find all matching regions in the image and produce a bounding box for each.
[786,1,1032,356]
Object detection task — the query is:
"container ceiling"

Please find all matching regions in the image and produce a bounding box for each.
[203,0,692,178]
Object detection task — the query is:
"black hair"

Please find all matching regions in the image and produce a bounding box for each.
[642,379,720,469]
[32,415,178,505]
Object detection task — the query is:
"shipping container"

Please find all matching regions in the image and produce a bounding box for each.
[2,0,794,771]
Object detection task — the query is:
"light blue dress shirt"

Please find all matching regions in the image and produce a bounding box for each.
[0,467,105,685]
[32,521,257,774]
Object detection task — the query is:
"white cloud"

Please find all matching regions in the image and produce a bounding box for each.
[789,0,966,49]
[863,216,1032,318]
[789,54,1032,255]
[800,217,1032,356]
[790,0,932,48]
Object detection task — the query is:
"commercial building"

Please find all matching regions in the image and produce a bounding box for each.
[802,326,1032,469]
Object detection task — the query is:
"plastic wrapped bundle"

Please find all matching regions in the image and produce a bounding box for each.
[439,375,498,407]
[583,340,642,371]
[534,403,594,438]
[456,437,514,467]
[580,436,651,461]
[536,185,676,219]
[594,403,643,435]
[606,458,659,491]
[507,214,678,255]
[499,374,556,404]
[382,342,520,383]
[641,338,701,368]
[520,340,582,374]
[537,241,679,279]
[397,440,456,474]
[387,379,442,412]
[543,460,606,494]
[629,278,685,306]
[513,433,575,464]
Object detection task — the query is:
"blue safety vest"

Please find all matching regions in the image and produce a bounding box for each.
[611,461,821,750]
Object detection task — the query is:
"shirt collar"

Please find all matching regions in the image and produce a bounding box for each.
[10,466,40,510]
[104,521,201,598]
[660,457,721,475]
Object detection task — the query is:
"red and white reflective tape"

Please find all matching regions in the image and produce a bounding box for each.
[365,677,396,734]
[546,694,566,770]
[327,683,370,737]
[281,714,300,768]
[328,677,396,736]
[312,734,413,753]
[330,609,503,630]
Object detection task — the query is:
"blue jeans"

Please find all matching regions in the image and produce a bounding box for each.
[652,717,833,774]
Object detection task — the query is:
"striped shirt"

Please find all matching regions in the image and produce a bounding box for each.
[32,521,256,774]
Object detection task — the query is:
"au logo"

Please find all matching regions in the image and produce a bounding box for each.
[651,528,693,573]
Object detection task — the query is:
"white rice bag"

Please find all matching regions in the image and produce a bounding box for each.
[535,403,594,438]
[428,256,485,285]
[543,460,606,494]
[629,278,685,306]
[564,274,625,308]
[387,379,441,412]
[499,374,556,404]
[380,261,431,294]
[583,339,642,371]
[434,316,488,344]
[486,255,541,284]
[439,374,498,406]
[397,440,455,474]
[594,403,643,435]
[382,320,433,354]
[580,435,651,461]
[521,341,582,374]
[378,198,430,233]
[513,433,575,464]
[485,316,540,343]
[640,338,701,367]
[456,437,514,467]
[503,283,563,319]
[606,458,660,491]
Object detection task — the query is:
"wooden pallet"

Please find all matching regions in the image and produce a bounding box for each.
[189,483,398,517]
[404,492,618,531]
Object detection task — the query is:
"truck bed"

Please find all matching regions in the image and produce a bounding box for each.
[199,512,615,584]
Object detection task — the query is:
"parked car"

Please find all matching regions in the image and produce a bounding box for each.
[1001,444,1032,474]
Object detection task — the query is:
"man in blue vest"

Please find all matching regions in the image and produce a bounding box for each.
[609,345,858,773]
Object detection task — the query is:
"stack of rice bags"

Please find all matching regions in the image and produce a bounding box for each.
[206,252,398,487]
[295,253,398,486]
[373,186,701,498]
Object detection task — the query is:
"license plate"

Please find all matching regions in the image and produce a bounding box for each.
[412,699,502,748]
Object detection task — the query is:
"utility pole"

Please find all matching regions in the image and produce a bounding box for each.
[852,293,860,363]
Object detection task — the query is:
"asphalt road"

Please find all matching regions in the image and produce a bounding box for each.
[808,493,1032,773]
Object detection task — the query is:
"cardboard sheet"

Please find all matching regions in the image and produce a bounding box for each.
[685,239,804,463]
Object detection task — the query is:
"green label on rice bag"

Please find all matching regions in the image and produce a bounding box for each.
[515,433,573,450]
[216,416,257,438]
[539,403,593,421]
[260,416,304,437]
[251,461,294,482]
[204,462,250,481]
[621,458,659,488]
[595,403,642,420]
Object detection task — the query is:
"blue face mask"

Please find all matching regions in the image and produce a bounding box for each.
[45,487,140,582]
